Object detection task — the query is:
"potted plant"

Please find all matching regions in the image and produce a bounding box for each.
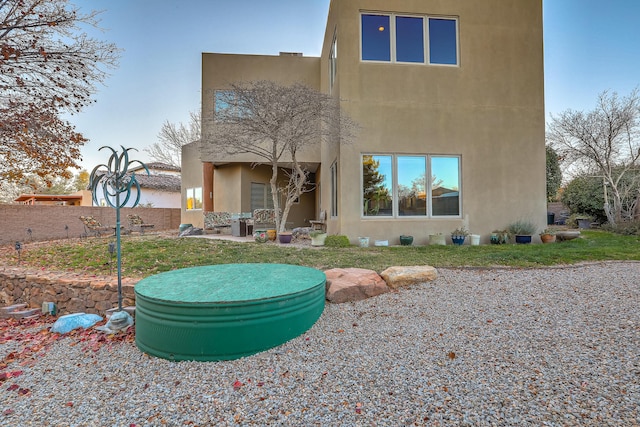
[309,230,327,246]
[490,230,509,244]
[429,233,446,246]
[539,228,556,243]
[507,220,537,244]
[278,231,293,244]
[399,235,413,246]
[450,227,469,245]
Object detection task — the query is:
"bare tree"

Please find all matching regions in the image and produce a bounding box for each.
[145,111,201,168]
[0,0,120,184]
[202,80,356,232]
[547,89,640,224]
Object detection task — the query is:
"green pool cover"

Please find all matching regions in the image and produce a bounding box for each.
[134,263,326,361]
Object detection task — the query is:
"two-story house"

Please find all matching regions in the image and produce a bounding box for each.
[182,0,545,244]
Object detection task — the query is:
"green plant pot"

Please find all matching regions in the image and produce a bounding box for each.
[254,230,268,243]
[399,235,413,246]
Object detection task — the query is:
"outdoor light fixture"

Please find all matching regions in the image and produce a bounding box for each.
[378,26,385,31]
[15,241,23,263]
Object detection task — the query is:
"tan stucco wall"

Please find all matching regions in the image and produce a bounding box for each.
[185,0,546,243]
[320,0,545,244]
[200,53,322,164]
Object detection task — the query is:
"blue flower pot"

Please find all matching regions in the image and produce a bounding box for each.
[451,236,465,246]
[515,235,532,244]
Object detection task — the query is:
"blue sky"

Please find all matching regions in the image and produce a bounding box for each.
[69,0,640,171]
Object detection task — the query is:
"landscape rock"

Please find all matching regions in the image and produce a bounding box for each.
[179,226,203,237]
[325,268,390,303]
[380,265,438,289]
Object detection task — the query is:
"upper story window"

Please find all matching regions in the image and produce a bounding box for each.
[214,90,233,116]
[361,13,458,66]
[329,32,338,93]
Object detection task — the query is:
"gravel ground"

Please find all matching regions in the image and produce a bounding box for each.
[1,262,639,426]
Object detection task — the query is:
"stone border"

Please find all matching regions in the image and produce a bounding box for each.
[0,266,137,315]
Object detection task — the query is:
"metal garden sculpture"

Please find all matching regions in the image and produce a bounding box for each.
[90,146,148,331]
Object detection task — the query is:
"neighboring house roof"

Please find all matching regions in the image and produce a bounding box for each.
[133,173,181,192]
[131,162,181,173]
[14,194,84,205]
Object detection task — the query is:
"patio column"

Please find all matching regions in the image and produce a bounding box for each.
[203,162,214,212]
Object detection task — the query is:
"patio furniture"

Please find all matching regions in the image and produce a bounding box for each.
[203,211,232,233]
[309,210,327,232]
[79,215,113,237]
[127,214,155,234]
[251,209,277,230]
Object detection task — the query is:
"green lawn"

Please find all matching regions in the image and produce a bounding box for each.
[3,230,638,278]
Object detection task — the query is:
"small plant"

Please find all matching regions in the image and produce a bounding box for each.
[507,220,537,236]
[451,227,469,237]
[309,230,327,238]
[490,230,509,244]
[540,228,556,235]
[324,234,351,248]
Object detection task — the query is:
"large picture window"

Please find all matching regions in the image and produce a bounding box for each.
[186,187,202,210]
[362,154,460,218]
[361,13,458,66]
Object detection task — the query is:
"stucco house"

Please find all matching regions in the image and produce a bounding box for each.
[182,0,546,244]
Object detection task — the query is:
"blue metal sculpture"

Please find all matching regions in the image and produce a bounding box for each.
[89,146,149,312]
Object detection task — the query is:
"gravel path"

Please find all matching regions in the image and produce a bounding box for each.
[1,262,639,426]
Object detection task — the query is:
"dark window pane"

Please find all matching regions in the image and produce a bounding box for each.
[361,14,390,61]
[396,16,424,63]
[429,18,457,65]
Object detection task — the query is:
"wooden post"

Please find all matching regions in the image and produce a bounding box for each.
[203,162,214,212]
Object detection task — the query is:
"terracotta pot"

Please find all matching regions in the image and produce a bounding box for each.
[266,229,277,241]
[540,233,556,243]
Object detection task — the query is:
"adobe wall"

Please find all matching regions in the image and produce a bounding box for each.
[0,205,181,246]
[0,266,138,315]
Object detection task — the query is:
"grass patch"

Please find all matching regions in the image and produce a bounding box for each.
[2,230,638,278]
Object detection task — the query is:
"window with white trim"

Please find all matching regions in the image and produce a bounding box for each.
[362,154,460,217]
[361,13,458,66]
[186,187,202,210]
